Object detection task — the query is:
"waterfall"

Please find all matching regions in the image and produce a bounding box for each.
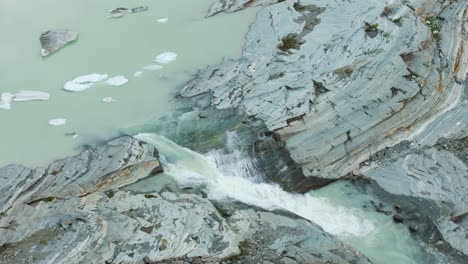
[135,132,375,238]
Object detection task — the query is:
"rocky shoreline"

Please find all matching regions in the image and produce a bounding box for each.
[1,0,467,263]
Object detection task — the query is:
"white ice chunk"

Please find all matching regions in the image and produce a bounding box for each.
[143,64,163,71]
[154,52,177,64]
[0,93,14,110]
[102,97,116,103]
[64,73,109,92]
[49,118,67,126]
[12,91,50,102]
[134,71,143,77]
[104,76,128,86]
[157,18,169,23]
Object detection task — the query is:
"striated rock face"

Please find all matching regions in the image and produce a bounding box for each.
[359,136,468,257]
[0,136,162,213]
[0,191,371,264]
[40,29,78,57]
[182,0,467,180]
[0,136,370,264]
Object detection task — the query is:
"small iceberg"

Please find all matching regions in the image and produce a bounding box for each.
[134,71,143,77]
[12,91,50,102]
[102,97,116,103]
[154,52,177,64]
[49,118,67,126]
[64,73,109,92]
[0,91,50,110]
[104,76,128,86]
[143,65,163,71]
[157,18,169,23]
[0,93,14,110]
[107,6,148,19]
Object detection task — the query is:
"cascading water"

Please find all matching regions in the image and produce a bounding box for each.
[134,132,427,264]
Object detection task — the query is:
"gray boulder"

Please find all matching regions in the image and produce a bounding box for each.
[40,29,78,57]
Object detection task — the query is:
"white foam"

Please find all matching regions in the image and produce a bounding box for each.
[102,97,116,103]
[0,93,14,110]
[143,64,163,71]
[154,52,177,64]
[134,71,143,77]
[48,118,66,126]
[63,73,109,92]
[157,18,169,23]
[135,133,376,238]
[12,91,50,102]
[104,76,128,86]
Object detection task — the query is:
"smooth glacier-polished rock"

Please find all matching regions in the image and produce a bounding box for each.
[183,0,467,180]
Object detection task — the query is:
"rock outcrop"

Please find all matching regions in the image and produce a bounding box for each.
[0,136,370,264]
[182,0,467,180]
[0,136,161,213]
[357,136,468,257]
[40,29,78,57]
[171,0,468,260]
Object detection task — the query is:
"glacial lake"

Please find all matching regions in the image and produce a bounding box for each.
[0,0,257,167]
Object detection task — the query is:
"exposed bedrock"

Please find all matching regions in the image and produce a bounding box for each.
[354,136,468,259]
[0,136,162,213]
[0,136,370,264]
[182,0,467,180]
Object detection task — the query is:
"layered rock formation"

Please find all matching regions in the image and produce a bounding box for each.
[0,136,370,263]
[182,0,467,180]
[174,0,468,261]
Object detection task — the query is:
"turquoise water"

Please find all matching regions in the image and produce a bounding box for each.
[0,0,257,167]
[131,133,428,264]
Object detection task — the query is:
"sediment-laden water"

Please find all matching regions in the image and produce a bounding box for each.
[0,0,256,167]
[130,133,428,264]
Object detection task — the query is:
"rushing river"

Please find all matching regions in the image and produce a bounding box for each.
[129,133,429,264]
[0,0,257,167]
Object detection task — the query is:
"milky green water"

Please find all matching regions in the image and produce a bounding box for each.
[0,0,257,167]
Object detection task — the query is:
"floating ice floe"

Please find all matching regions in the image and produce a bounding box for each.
[107,6,149,19]
[64,73,109,92]
[143,65,163,71]
[154,52,177,64]
[157,18,169,23]
[12,91,50,102]
[0,91,50,110]
[102,97,116,103]
[104,76,128,86]
[0,93,14,110]
[49,118,67,126]
[134,71,143,77]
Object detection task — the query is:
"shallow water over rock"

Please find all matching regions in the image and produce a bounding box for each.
[0,0,257,167]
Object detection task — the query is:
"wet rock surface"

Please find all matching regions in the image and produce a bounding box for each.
[0,136,370,264]
[40,29,78,57]
[357,136,468,258]
[174,0,468,261]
